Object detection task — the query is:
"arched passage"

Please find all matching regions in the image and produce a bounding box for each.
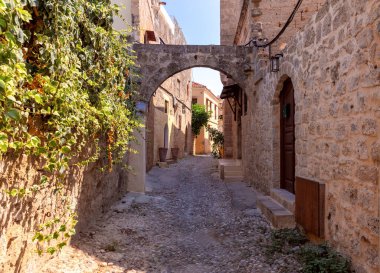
[129,44,254,193]
[133,44,253,101]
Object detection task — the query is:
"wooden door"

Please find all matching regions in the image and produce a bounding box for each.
[280,79,295,193]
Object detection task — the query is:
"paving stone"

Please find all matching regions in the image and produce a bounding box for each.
[39,156,301,273]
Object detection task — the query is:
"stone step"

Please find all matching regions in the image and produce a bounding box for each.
[223,165,242,172]
[257,196,295,229]
[224,176,244,182]
[224,170,243,176]
[270,188,295,214]
[166,159,177,165]
[219,162,243,180]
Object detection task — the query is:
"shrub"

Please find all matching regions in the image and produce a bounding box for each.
[191,104,210,136]
[207,127,224,158]
[263,228,351,273]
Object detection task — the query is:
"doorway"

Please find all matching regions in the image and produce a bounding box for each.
[164,123,169,148]
[280,78,295,194]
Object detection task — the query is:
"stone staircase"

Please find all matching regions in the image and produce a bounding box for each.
[218,159,243,181]
[257,188,296,229]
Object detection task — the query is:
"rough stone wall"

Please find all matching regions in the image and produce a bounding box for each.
[222,100,234,158]
[248,0,326,51]
[192,85,221,155]
[133,44,252,101]
[134,0,192,169]
[220,0,244,45]
[0,144,129,273]
[242,0,380,272]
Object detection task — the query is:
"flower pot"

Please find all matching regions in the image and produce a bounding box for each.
[158,148,168,162]
[171,147,180,160]
[219,146,224,158]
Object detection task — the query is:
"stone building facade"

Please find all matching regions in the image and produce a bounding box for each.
[221,0,380,272]
[129,0,193,170]
[192,82,222,155]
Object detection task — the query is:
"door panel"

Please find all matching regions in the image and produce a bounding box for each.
[280,79,295,194]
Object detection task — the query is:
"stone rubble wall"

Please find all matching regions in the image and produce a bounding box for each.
[249,0,326,52]
[133,0,193,169]
[243,0,380,272]
[0,144,130,273]
[220,0,245,45]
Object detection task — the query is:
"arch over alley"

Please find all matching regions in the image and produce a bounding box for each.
[132,44,254,101]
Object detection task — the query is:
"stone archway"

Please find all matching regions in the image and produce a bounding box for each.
[128,44,254,193]
[133,44,253,101]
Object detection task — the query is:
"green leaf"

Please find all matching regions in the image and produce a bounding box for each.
[47,247,56,255]
[6,95,17,102]
[57,242,67,249]
[48,140,57,148]
[52,232,59,239]
[59,225,66,232]
[0,18,5,29]
[40,175,48,185]
[33,232,44,242]
[30,136,41,147]
[16,8,32,22]
[33,94,43,104]
[5,109,21,121]
[0,80,5,92]
[9,189,18,197]
[0,141,7,153]
[61,146,71,154]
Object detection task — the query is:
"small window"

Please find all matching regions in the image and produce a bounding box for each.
[192,98,197,104]
[177,79,181,97]
[144,30,156,44]
[165,100,169,113]
[244,93,248,115]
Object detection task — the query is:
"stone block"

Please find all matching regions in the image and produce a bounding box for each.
[257,196,296,229]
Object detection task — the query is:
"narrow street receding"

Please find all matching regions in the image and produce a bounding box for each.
[40,156,300,273]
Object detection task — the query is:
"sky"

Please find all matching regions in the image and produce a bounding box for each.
[165,0,224,96]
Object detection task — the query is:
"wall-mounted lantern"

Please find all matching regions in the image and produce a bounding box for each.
[270,53,283,72]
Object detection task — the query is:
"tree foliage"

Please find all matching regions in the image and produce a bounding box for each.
[191,104,210,136]
[207,127,224,158]
[0,0,140,254]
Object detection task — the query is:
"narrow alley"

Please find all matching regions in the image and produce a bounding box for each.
[40,156,301,273]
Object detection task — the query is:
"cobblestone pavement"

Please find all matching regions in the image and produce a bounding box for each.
[40,156,301,273]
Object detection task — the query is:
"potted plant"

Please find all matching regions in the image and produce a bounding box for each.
[171,147,179,160]
[158,147,168,162]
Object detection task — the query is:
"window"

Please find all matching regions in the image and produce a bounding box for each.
[177,79,181,97]
[244,93,248,115]
[179,115,182,129]
[214,105,217,119]
[186,81,190,98]
[192,98,197,104]
[144,30,156,44]
[164,100,169,113]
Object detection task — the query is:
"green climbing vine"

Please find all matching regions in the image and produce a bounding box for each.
[0,0,141,254]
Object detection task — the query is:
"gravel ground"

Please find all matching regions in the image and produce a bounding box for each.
[40,156,301,273]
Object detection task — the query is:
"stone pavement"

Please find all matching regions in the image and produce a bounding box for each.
[39,156,301,273]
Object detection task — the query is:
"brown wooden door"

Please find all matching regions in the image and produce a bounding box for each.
[280,79,295,193]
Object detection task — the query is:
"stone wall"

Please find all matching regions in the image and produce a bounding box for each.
[222,100,234,158]
[220,0,244,45]
[192,84,222,155]
[0,144,130,273]
[242,0,380,272]
[135,0,193,170]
